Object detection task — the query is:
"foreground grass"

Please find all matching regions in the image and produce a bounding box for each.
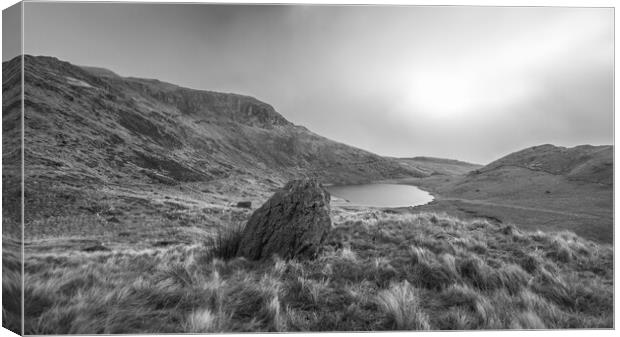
[4,212,613,333]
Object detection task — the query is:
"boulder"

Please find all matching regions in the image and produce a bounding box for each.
[236,201,252,209]
[236,179,332,260]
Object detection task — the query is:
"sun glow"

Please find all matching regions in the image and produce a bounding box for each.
[407,71,480,119]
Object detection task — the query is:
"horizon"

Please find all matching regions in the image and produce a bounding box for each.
[5,3,614,163]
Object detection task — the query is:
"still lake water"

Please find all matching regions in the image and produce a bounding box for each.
[326,183,433,207]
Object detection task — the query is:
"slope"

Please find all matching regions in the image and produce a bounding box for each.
[2,55,423,229]
[407,144,613,243]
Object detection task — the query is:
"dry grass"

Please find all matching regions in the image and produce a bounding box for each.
[376,280,430,330]
[4,211,613,333]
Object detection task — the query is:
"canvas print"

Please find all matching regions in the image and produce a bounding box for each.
[1,1,614,334]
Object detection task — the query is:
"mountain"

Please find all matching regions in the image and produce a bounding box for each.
[395,156,481,176]
[3,55,425,227]
[444,144,614,199]
[446,143,612,203]
[476,144,612,185]
[13,55,423,187]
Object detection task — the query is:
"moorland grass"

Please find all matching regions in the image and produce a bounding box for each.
[4,211,613,333]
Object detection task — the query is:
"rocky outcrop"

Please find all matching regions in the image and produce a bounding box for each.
[236,179,332,260]
[119,76,292,129]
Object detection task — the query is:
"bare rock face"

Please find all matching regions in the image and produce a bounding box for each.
[236,179,332,260]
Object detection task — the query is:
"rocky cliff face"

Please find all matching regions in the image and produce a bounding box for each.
[117,76,292,129]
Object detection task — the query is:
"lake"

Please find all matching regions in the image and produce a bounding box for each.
[326,183,433,207]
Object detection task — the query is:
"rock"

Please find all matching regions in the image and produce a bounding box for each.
[236,201,252,209]
[82,243,110,252]
[236,179,332,260]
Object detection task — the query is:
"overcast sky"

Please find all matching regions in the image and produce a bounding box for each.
[13,3,613,164]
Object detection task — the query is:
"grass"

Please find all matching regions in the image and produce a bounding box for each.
[204,220,246,260]
[376,280,430,330]
[4,211,613,332]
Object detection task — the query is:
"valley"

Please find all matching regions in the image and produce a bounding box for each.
[2,55,614,333]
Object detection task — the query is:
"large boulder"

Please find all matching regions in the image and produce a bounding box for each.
[236,179,332,260]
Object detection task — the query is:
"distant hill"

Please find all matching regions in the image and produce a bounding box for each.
[477,144,612,185]
[396,156,482,176]
[411,144,613,243]
[444,144,613,201]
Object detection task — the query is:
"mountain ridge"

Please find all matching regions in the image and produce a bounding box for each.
[8,55,425,187]
[2,54,431,227]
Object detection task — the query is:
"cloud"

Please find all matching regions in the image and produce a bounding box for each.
[21,4,613,163]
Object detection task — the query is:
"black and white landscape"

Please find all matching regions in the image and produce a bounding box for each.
[2,3,614,334]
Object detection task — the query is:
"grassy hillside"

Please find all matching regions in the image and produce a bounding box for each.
[1,55,426,238]
[395,157,482,176]
[5,211,612,333]
[480,144,612,185]
[11,55,419,191]
[394,145,613,243]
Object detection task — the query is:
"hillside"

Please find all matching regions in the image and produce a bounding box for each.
[2,55,423,229]
[17,55,419,185]
[404,144,613,243]
[478,144,612,185]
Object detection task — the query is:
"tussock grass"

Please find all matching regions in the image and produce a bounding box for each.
[376,280,430,330]
[183,308,231,333]
[11,211,613,332]
[204,221,245,260]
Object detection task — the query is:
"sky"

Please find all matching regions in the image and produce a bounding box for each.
[11,2,614,164]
